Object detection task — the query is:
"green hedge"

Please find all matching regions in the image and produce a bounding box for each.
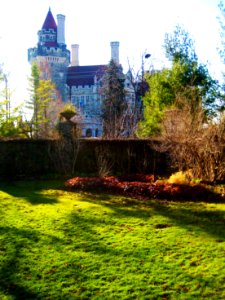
[0,139,171,179]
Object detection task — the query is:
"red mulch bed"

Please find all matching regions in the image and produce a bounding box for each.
[65,174,224,202]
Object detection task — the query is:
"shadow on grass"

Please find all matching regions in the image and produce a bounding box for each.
[149,201,225,241]
[0,180,62,205]
[60,208,225,299]
[79,191,225,242]
[0,226,40,299]
[0,224,88,299]
[0,190,224,299]
[0,216,121,299]
[66,211,122,256]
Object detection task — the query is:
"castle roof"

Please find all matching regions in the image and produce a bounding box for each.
[42,8,57,30]
[67,65,107,87]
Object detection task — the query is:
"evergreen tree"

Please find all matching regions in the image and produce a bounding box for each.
[164,25,219,113]
[139,25,219,137]
[0,100,23,138]
[0,71,24,138]
[216,1,225,111]
[27,63,55,138]
[101,59,127,138]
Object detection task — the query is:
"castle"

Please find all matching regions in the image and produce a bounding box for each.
[28,8,136,137]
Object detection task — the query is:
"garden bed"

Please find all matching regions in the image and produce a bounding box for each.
[65,174,224,202]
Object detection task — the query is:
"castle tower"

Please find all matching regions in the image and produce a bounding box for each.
[28,8,70,101]
[71,44,79,66]
[110,41,120,64]
[57,14,65,44]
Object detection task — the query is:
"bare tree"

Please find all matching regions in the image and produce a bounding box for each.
[126,53,151,136]
[95,144,114,177]
[157,92,225,182]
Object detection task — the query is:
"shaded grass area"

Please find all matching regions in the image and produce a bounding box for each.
[0,181,225,299]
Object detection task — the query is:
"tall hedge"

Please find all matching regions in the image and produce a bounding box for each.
[0,139,170,179]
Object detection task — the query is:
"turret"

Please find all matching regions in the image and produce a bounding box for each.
[110,41,120,64]
[71,44,79,66]
[57,14,65,44]
[28,8,70,101]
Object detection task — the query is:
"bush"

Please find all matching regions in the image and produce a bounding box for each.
[157,98,225,183]
[65,174,224,202]
[167,171,191,184]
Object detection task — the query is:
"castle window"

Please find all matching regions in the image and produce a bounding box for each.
[75,96,79,106]
[71,96,76,104]
[80,96,84,107]
[86,128,92,137]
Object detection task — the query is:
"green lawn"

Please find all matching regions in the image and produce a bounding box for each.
[0,180,225,299]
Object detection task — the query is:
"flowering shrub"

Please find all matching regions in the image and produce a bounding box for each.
[65,174,224,202]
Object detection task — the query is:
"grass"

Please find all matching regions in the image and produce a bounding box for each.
[0,180,225,299]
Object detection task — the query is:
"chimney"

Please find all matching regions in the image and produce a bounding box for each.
[71,44,79,66]
[57,14,65,44]
[110,41,119,64]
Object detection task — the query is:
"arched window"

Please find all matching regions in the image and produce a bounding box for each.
[86,128,92,137]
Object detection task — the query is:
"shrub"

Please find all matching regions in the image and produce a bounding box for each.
[65,174,224,202]
[167,171,191,184]
[157,97,225,183]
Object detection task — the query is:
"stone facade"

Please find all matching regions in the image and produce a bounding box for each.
[28,8,136,137]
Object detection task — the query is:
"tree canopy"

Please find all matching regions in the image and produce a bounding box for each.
[27,63,55,138]
[138,25,220,137]
[101,59,127,138]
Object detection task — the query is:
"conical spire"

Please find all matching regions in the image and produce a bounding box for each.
[42,8,57,30]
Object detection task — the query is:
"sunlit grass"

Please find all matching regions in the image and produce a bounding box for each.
[0,180,225,299]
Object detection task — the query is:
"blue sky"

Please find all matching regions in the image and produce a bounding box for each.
[0,0,223,107]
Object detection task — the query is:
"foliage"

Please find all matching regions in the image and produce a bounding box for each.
[59,102,77,122]
[65,174,223,202]
[60,102,76,114]
[26,63,55,138]
[157,96,225,182]
[217,1,225,111]
[164,24,197,64]
[164,25,220,113]
[0,180,225,299]
[101,59,128,138]
[218,1,225,64]
[0,70,25,139]
[139,25,220,137]
[0,101,23,138]
[167,171,192,185]
[138,69,173,136]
